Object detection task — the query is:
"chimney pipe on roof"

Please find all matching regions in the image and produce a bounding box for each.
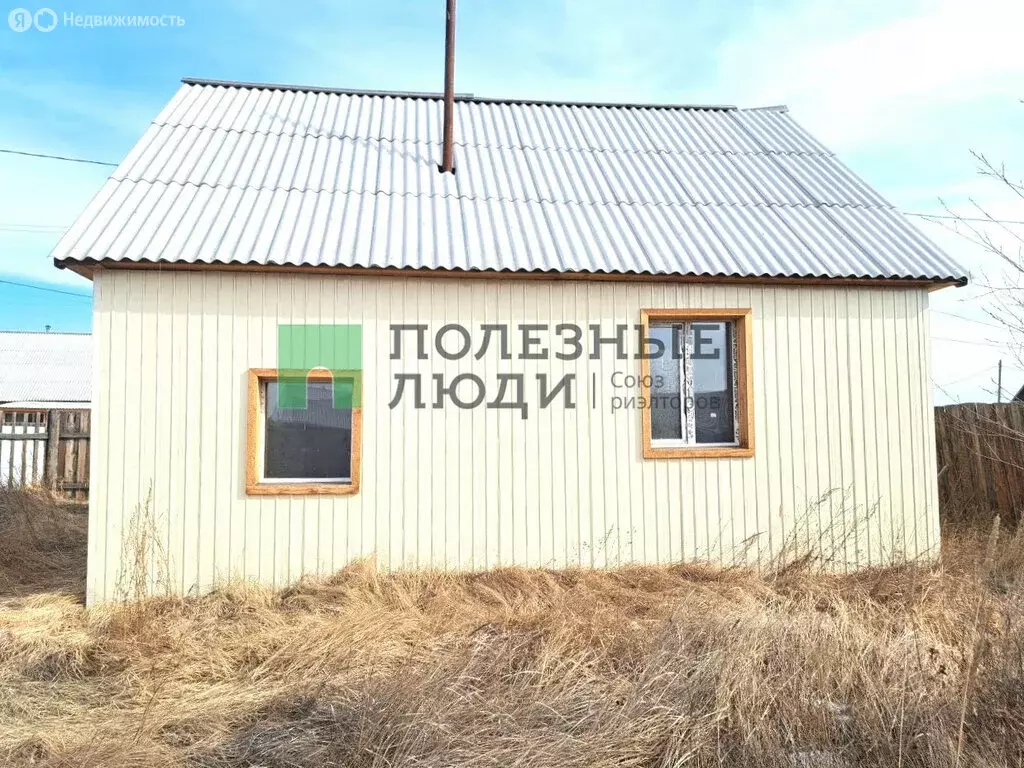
[439,0,457,174]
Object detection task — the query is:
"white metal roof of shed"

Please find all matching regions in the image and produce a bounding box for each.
[0,331,92,404]
[52,78,967,285]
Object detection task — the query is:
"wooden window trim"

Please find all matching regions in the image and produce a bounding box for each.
[246,368,362,496]
[639,308,754,459]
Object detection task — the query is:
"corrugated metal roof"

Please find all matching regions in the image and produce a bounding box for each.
[52,79,967,284]
[0,332,92,404]
[1,401,90,410]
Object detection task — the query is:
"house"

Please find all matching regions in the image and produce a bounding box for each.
[0,330,92,495]
[53,78,967,603]
[0,330,91,411]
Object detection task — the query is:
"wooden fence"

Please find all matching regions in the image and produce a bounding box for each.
[0,402,1020,515]
[935,403,1024,524]
[0,409,90,501]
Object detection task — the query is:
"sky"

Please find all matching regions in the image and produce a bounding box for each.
[0,0,1022,403]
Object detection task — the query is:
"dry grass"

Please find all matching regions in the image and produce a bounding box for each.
[0,487,87,600]
[1,490,1024,767]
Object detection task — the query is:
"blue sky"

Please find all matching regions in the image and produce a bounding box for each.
[0,0,1022,402]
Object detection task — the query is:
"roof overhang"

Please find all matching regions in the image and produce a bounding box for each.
[55,258,968,291]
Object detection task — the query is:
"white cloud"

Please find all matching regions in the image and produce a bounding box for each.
[708,0,1024,151]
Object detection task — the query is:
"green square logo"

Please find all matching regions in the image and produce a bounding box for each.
[277,324,362,409]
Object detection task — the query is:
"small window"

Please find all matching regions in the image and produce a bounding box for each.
[641,310,753,459]
[246,369,362,495]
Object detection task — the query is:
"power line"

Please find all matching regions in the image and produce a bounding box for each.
[933,336,1010,349]
[0,226,67,234]
[4,146,1024,229]
[936,363,998,387]
[0,222,69,237]
[0,222,68,231]
[0,221,67,228]
[9,143,1024,240]
[904,211,1024,226]
[2,146,1024,224]
[0,148,116,167]
[0,278,91,300]
[931,309,1005,330]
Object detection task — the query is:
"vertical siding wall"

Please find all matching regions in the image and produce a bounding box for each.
[87,269,939,602]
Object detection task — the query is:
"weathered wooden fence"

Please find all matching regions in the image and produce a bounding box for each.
[935,403,1024,524]
[0,409,90,501]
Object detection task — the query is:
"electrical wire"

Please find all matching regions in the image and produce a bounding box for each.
[905,211,1024,226]
[5,144,1024,230]
[933,336,1009,349]
[0,222,68,230]
[935,364,998,387]
[0,278,91,299]
[0,148,116,167]
[0,227,67,234]
[931,310,1006,330]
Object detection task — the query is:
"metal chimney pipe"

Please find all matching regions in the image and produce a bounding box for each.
[439,0,457,173]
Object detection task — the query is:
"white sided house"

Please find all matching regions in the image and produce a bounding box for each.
[53,79,967,603]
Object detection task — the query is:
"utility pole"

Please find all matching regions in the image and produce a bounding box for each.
[439,0,457,174]
[998,359,1003,403]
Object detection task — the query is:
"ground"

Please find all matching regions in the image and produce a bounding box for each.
[1,489,1023,767]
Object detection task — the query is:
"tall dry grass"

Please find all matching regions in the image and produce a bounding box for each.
[1,488,1023,767]
[0,486,87,599]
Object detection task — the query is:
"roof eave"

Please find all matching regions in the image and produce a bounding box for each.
[53,257,968,289]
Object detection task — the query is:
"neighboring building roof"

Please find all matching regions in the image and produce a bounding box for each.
[53,78,967,285]
[0,331,91,404]
[1,401,90,410]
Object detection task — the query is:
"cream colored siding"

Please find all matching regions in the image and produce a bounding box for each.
[87,269,940,602]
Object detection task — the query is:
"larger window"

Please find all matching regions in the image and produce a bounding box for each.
[640,309,753,459]
[246,369,362,495]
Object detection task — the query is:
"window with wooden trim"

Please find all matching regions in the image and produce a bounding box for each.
[246,369,362,495]
[640,309,754,459]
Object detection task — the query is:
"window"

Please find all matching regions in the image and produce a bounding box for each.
[246,369,362,495]
[640,309,753,459]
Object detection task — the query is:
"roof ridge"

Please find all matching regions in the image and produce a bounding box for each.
[181,77,737,112]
